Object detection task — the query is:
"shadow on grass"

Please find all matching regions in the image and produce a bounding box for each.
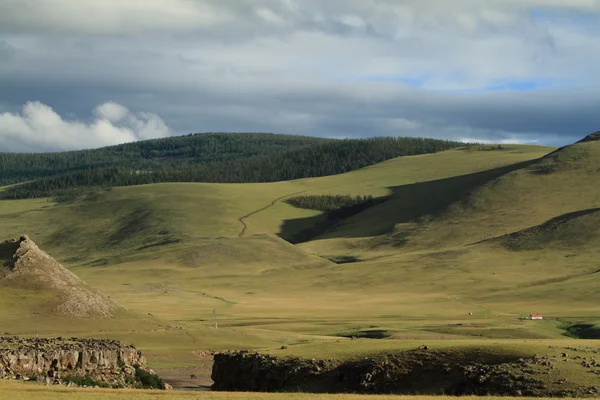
[563,323,600,339]
[337,329,391,339]
[0,240,19,270]
[474,207,600,250]
[278,159,538,244]
[327,255,360,264]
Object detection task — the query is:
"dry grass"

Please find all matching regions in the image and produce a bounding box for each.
[0,379,566,400]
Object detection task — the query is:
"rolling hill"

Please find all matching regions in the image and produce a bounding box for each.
[295,133,600,320]
[5,131,600,393]
[0,134,461,200]
[0,140,558,332]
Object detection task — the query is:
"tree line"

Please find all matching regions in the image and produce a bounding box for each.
[0,135,464,200]
[287,195,375,212]
[281,194,382,244]
[0,132,328,186]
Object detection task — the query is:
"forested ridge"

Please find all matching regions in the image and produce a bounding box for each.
[0,133,328,186]
[0,134,463,200]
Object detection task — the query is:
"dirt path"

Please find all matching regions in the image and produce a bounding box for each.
[238,191,307,237]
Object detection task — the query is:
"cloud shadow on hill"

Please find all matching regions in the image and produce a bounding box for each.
[278,159,539,244]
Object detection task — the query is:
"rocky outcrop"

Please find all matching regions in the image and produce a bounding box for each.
[0,336,163,389]
[212,349,600,397]
[212,351,340,392]
[0,235,119,318]
[211,349,464,394]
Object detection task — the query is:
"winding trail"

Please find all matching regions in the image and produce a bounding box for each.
[238,191,307,237]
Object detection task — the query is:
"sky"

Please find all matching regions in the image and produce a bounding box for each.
[1,0,600,152]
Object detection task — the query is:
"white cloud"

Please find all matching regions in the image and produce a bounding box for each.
[94,101,129,122]
[0,102,169,151]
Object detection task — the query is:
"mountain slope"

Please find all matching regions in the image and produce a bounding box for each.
[288,133,600,317]
[492,208,600,251]
[0,144,552,265]
[301,136,600,258]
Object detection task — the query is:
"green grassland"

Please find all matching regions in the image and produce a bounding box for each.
[0,145,558,336]
[6,139,600,395]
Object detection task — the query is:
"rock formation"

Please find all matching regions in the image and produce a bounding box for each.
[0,235,119,318]
[211,349,600,397]
[0,336,163,389]
[212,351,338,392]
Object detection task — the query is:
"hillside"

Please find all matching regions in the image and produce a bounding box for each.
[14,136,600,392]
[295,134,600,319]
[0,143,554,324]
[0,134,462,200]
[0,144,550,263]
[0,143,560,332]
[0,132,329,186]
[301,136,600,253]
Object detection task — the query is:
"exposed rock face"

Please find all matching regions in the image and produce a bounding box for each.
[211,350,600,397]
[0,336,160,388]
[0,235,119,318]
[212,351,339,392]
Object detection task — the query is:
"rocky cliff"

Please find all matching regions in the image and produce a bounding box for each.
[212,348,600,397]
[0,336,164,389]
[212,351,339,392]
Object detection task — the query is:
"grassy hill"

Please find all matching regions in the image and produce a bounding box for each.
[0,143,555,329]
[7,133,600,394]
[0,143,550,263]
[300,138,600,253]
[294,136,600,325]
